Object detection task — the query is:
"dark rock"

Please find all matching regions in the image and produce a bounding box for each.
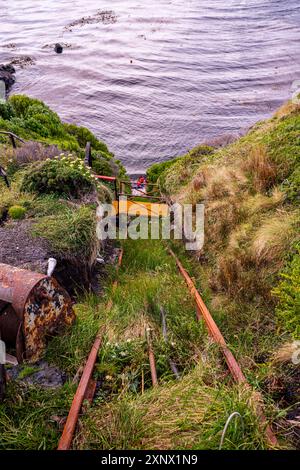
[7,360,67,389]
[0,63,16,92]
[0,64,15,74]
[54,43,63,54]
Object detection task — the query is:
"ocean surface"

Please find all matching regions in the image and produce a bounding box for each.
[1,0,300,173]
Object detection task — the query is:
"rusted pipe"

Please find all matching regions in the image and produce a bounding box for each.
[0,264,75,362]
[57,331,104,451]
[168,248,278,448]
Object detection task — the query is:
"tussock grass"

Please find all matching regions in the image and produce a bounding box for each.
[241,188,284,216]
[251,213,298,268]
[243,145,276,192]
[145,100,300,449]
[31,205,97,258]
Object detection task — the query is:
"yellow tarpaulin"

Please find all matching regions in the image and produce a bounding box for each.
[113,200,169,218]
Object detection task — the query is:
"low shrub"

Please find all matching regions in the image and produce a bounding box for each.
[63,123,110,154]
[8,205,26,220]
[146,158,180,186]
[92,155,114,177]
[21,156,96,198]
[0,101,15,120]
[281,166,300,202]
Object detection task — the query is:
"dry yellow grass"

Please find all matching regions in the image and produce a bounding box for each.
[272,342,297,365]
[251,212,297,267]
[274,101,300,119]
[241,188,284,217]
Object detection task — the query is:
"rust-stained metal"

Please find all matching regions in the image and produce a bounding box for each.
[0,263,75,362]
[57,248,124,451]
[84,378,97,405]
[57,331,104,451]
[146,328,158,387]
[0,331,6,402]
[160,307,180,379]
[168,247,278,448]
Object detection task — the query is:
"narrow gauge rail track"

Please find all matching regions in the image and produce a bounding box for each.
[57,242,278,450]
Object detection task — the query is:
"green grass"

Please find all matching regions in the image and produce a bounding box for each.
[0,182,34,219]
[273,243,300,339]
[45,294,104,376]
[17,366,39,380]
[0,382,75,450]
[78,364,271,450]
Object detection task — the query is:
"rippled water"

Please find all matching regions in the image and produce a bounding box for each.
[1,0,300,172]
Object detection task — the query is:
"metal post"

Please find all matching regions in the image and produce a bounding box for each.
[10,134,16,149]
[84,142,92,167]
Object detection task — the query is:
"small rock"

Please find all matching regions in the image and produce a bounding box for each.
[54,43,63,54]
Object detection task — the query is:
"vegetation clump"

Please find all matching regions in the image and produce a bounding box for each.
[31,205,97,258]
[21,155,96,198]
[8,204,26,220]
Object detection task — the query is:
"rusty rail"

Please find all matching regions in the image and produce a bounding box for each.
[168,247,278,448]
[57,248,124,451]
[57,331,104,450]
[146,328,158,387]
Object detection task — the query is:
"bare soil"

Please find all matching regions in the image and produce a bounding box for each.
[0,220,50,273]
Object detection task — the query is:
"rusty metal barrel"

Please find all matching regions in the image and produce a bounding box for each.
[0,263,75,362]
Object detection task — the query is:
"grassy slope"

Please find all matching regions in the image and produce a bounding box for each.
[145,101,300,445]
[148,101,300,344]
[0,94,127,178]
[1,99,298,450]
